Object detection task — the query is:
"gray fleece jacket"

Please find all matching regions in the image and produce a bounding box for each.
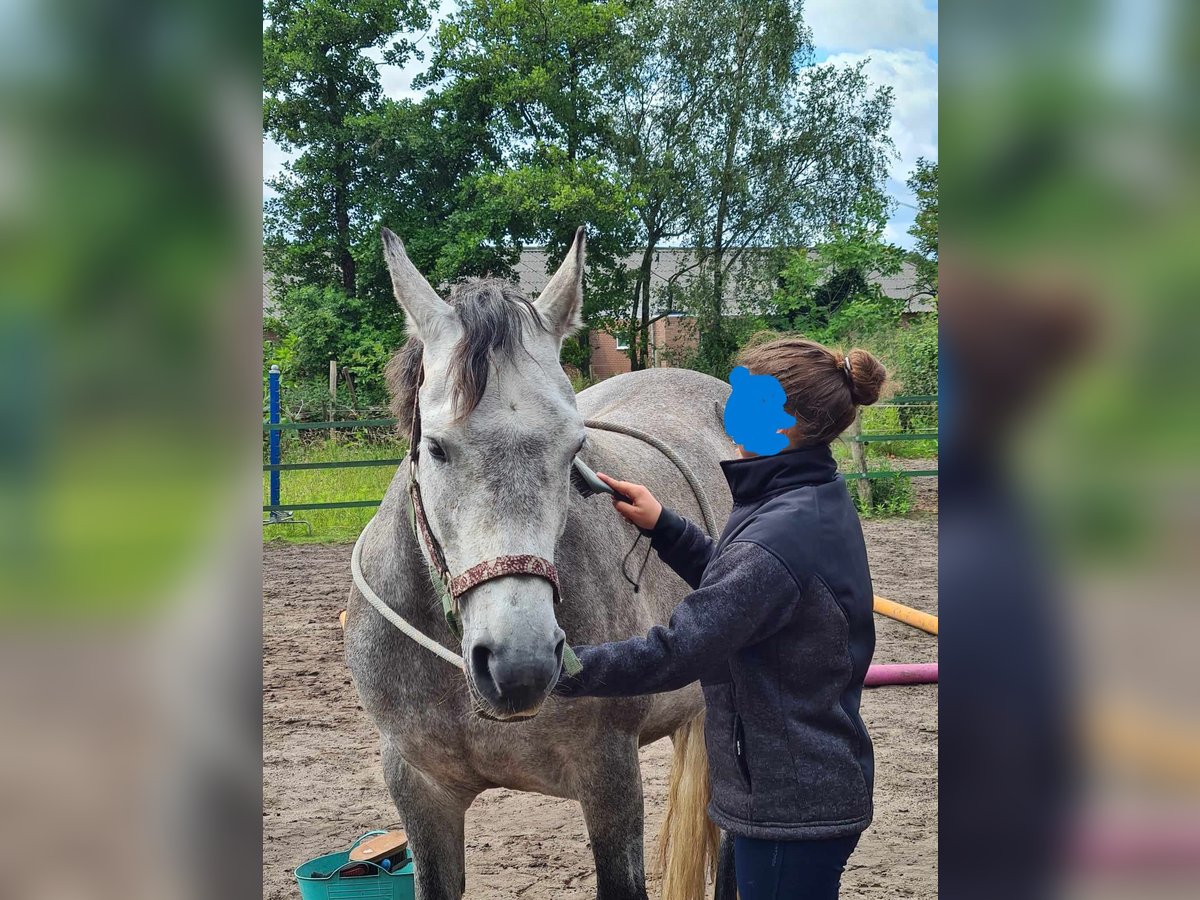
[555,444,876,840]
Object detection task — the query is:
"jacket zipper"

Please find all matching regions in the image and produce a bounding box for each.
[730,683,752,789]
[734,716,752,788]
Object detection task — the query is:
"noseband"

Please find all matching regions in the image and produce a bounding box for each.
[406,365,562,628]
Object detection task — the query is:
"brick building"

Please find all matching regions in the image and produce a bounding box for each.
[514,247,929,379]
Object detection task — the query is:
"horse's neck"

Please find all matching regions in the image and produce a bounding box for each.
[372,487,448,635]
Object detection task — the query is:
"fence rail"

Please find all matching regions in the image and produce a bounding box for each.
[263,390,938,514]
[264,458,407,472]
[264,417,399,431]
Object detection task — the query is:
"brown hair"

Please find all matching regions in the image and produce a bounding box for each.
[735,334,888,447]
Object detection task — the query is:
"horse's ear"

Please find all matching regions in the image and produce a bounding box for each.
[535,226,585,340]
[381,228,455,344]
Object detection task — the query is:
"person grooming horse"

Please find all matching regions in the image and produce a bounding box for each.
[556,336,887,900]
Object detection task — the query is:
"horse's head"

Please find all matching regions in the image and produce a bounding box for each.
[382,227,586,720]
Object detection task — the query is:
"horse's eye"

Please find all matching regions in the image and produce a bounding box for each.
[426,438,447,462]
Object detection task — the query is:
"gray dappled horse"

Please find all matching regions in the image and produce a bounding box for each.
[344,227,734,899]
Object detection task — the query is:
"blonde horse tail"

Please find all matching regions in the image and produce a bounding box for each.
[658,712,720,900]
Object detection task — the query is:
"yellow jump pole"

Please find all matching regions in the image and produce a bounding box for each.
[873,595,938,636]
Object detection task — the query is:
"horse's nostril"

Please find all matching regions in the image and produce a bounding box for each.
[469,640,559,713]
[471,644,498,694]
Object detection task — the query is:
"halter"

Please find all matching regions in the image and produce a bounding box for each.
[405,365,566,641]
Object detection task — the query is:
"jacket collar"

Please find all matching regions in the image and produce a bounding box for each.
[720,443,839,504]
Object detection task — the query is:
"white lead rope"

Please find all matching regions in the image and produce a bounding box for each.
[351,514,466,670]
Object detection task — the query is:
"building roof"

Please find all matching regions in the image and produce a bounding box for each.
[263,248,934,316]
[514,247,933,314]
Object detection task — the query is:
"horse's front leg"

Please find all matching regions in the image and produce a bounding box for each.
[382,741,474,900]
[575,734,649,900]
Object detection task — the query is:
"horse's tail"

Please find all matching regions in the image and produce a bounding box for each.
[658,712,720,900]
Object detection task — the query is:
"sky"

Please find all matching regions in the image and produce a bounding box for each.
[806,0,938,246]
[264,0,938,249]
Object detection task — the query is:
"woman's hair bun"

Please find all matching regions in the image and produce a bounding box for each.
[845,348,887,407]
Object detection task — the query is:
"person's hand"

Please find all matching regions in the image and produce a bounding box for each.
[597,473,662,531]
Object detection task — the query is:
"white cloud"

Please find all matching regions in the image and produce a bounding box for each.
[805,0,937,53]
[822,48,937,246]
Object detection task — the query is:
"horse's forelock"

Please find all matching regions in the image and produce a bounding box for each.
[387,279,548,428]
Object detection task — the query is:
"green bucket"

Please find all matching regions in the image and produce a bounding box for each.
[294,831,415,900]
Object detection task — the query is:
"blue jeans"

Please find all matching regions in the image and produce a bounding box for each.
[733,834,860,900]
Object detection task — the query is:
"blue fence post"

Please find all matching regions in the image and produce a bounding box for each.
[269,364,282,515]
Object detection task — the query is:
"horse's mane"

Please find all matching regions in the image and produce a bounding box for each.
[386,279,547,429]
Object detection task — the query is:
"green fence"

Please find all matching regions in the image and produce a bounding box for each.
[263,394,937,514]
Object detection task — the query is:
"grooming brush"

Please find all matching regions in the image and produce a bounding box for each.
[571,457,634,505]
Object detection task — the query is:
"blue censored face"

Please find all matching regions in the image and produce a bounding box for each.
[724,366,797,456]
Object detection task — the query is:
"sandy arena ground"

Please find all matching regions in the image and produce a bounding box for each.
[264,512,937,899]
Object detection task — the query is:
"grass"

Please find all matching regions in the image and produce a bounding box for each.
[858,404,939,458]
[264,433,407,543]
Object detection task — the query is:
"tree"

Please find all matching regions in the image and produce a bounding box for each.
[354,86,518,299]
[665,0,895,376]
[769,191,906,345]
[263,0,432,299]
[600,2,707,370]
[421,0,640,366]
[262,0,897,387]
[906,157,938,299]
[592,0,894,374]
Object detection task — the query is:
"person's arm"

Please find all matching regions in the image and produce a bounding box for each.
[644,506,716,589]
[597,472,716,589]
[554,541,799,698]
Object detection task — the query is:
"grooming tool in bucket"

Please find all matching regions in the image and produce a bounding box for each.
[295,830,414,900]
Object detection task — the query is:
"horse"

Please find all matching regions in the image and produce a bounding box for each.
[344,226,735,900]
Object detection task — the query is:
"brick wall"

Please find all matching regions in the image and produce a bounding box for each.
[591,316,701,378]
[652,315,699,367]
[589,330,632,378]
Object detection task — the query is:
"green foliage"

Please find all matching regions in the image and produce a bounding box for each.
[263,0,897,397]
[906,157,938,299]
[888,312,939,396]
[263,327,298,377]
[273,283,404,402]
[879,311,938,432]
[420,0,641,324]
[264,0,433,297]
[568,371,598,393]
[682,316,775,381]
[560,330,592,375]
[768,192,906,345]
[858,405,938,458]
[421,0,627,161]
[852,474,915,518]
[667,4,895,377]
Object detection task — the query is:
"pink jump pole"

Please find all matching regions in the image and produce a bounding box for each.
[864,663,938,687]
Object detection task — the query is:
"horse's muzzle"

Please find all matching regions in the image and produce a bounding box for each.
[467,635,565,718]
